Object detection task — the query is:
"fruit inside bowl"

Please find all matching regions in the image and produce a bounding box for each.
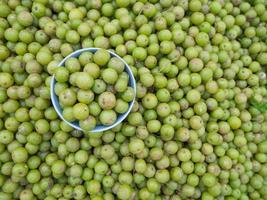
[50,48,136,133]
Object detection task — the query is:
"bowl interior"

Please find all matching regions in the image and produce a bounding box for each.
[51,48,136,133]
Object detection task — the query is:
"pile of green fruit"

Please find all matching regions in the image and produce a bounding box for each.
[0,0,267,200]
[54,48,134,131]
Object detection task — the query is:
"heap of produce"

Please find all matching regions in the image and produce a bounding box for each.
[0,0,266,200]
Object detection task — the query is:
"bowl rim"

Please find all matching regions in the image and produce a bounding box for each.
[50,47,136,133]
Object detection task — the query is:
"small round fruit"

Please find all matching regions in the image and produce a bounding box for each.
[98,92,116,109]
